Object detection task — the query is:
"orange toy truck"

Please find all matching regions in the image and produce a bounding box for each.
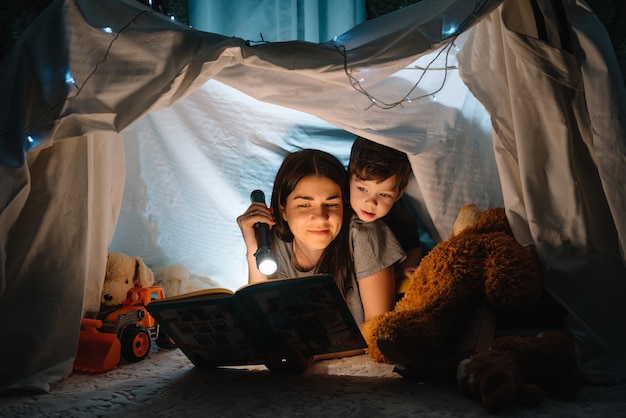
[74,285,175,373]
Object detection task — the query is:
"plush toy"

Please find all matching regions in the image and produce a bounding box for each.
[457,330,580,413]
[100,252,155,311]
[361,204,544,368]
[152,264,220,297]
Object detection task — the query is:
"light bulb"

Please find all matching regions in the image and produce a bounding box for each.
[256,250,278,275]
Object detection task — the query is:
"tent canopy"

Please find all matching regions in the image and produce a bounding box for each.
[1,0,624,392]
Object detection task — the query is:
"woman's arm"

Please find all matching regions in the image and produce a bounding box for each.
[236,202,275,284]
[357,264,396,322]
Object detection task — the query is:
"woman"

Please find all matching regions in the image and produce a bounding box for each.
[237,149,404,327]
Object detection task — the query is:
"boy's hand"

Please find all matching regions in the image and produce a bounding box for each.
[402,267,416,279]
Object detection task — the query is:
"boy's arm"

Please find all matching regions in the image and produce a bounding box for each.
[396,245,424,280]
[358,264,396,322]
[383,198,426,281]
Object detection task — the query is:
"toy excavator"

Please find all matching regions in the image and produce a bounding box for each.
[73,285,175,373]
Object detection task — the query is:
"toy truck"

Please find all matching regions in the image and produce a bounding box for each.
[74,285,175,373]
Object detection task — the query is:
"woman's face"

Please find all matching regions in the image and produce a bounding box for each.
[280,175,344,253]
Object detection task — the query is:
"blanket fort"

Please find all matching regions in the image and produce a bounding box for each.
[0,0,624,392]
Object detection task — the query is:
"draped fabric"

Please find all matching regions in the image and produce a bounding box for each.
[457,0,626,383]
[0,0,623,391]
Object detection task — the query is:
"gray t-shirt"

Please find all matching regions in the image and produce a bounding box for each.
[269,215,405,325]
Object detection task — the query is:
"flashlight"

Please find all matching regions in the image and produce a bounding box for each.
[250,190,278,275]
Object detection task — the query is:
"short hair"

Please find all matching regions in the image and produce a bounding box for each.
[348,136,411,192]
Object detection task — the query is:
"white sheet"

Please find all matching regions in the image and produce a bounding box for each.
[110,56,500,292]
[0,0,624,391]
[458,0,626,383]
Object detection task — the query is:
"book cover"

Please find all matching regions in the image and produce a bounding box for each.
[146,274,366,368]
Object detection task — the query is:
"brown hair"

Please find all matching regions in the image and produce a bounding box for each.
[348,136,411,192]
[270,149,353,296]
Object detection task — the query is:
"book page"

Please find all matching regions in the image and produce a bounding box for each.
[147,294,269,367]
[238,275,366,358]
[154,287,234,302]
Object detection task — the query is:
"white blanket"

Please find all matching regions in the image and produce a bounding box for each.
[0,0,624,391]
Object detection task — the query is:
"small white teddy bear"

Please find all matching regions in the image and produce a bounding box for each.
[152,264,220,297]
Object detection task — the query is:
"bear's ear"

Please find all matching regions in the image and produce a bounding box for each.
[479,368,518,413]
[133,256,155,288]
[452,204,483,236]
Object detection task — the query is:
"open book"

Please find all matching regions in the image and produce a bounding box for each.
[145,274,366,368]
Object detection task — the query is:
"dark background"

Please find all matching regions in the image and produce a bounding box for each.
[1,0,624,85]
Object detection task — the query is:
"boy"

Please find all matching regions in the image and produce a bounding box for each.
[348,136,425,295]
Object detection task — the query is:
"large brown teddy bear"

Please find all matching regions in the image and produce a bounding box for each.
[457,330,580,413]
[361,205,544,369]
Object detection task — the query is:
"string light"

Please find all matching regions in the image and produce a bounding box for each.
[244,33,269,46]
[336,0,488,110]
[65,71,76,86]
[0,9,154,149]
[2,0,487,163]
[443,25,458,36]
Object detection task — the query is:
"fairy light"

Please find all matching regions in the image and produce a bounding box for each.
[23,133,41,152]
[443,25,458,36]
[337,0,488,110]
[0,9,156,160]
[2,0,483,161]
[65,71,75,85]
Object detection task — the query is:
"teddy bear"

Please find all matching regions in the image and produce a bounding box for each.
[152,263,220,297]
[100,252,155,312]
[457,330,580,413]
[361,204,544,370]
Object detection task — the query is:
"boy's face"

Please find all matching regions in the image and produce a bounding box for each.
[350,174,402,223]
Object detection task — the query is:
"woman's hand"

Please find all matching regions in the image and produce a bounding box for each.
[264,336,313,373]
[237,202,275,246]
[237,202,276,283]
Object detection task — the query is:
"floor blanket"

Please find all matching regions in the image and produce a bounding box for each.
[2,347,625,417]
